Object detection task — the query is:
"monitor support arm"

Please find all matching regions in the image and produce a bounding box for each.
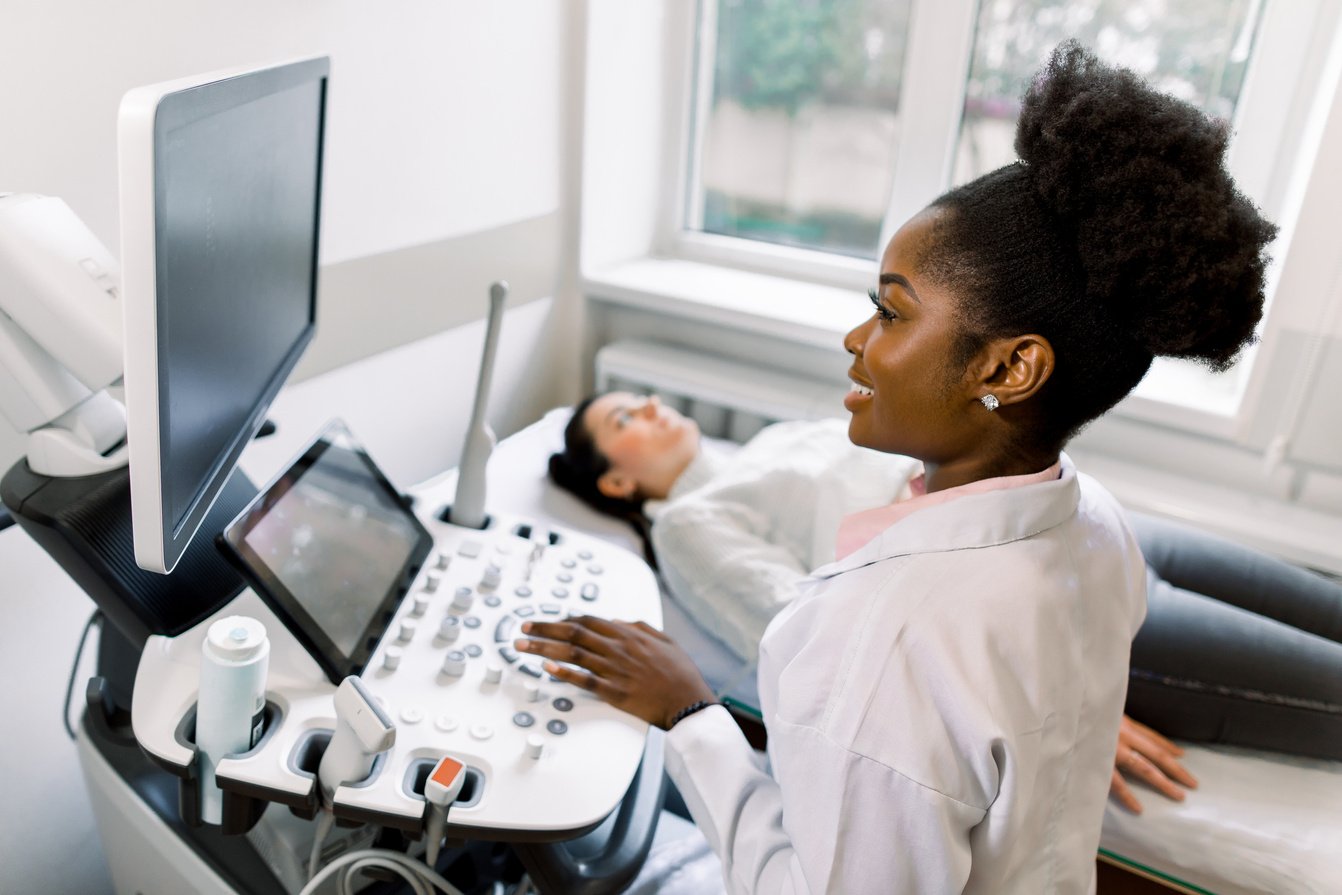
[0,193,128,477]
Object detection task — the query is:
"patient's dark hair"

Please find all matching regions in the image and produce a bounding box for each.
[926,41,1276,453]
[548,395,657,566]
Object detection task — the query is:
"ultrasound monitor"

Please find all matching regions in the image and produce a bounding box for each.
[119,57,329,574]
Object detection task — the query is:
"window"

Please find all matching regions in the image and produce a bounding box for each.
[677,0,1335,424]
[687,0,915,259]
[955,0,1263,185]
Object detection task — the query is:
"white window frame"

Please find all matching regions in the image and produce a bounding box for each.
[661,0,1342,440]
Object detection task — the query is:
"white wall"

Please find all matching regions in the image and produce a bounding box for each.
[1,3,587,892]
[3,0,565,264]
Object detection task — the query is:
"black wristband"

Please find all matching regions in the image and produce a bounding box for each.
[669,700,718,729]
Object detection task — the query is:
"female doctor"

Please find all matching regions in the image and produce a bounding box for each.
[517,43,1275,893]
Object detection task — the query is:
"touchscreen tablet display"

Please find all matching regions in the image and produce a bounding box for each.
[221,421,432,682]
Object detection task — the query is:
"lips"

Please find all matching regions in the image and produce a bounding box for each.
[844,369,875,412]
[847,368,874,395]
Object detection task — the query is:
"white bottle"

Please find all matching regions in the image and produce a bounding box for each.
[196,615,269,825]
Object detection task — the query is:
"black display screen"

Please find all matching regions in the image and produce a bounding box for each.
[221,422,433,682]
[154,65,324,543]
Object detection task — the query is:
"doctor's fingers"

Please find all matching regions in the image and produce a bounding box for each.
[520,618,621,654]
[514,633,617,677]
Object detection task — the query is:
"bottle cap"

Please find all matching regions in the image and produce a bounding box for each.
[205,616,267,661]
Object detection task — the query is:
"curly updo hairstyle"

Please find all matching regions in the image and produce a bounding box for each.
[925,41,1276,453]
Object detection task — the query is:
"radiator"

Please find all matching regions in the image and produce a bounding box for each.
[594,340,848,443]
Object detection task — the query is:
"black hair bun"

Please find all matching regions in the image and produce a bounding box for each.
[1015,41,1277,369]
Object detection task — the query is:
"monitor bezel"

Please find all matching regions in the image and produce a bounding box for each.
[218,420,434,684]
[120,56,329,574]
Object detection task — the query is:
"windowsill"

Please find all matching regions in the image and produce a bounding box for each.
[583,257,866,352]
[583,256,1242,438]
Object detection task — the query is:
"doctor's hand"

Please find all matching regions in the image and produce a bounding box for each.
[1109,714,1199,814]
[515,616,716,730]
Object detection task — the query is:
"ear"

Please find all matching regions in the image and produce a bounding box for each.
[969,334,1055,408]
[596,470,638,501]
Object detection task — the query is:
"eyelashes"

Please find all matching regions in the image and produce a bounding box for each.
[868,288,896,322]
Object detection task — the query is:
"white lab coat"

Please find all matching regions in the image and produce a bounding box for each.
[665,454,1147,894]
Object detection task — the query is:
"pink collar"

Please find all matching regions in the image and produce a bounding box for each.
[834,460,1063,561]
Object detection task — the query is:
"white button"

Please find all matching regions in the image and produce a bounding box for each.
[397,619,418,643]
[442,651,466,676]
[524,681,542,703]
[483,664,503,684]
[439,616,461,641]
[435,715,459,732]
[423,572,441,593]
[470,724,493,741]
[495,542,512,555]
[400,707,424,725]
[382,647,403,671]
[452,589,474,612]
[434,553,451,571]
[526,734,544,760]
[411,594,430,617]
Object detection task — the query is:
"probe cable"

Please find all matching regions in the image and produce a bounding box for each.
[298,844,468,895]
[63,609,104,739]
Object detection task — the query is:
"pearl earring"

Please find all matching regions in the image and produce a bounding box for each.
[980,394,1000,412]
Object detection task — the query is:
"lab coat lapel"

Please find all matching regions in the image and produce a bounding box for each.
[810,454,1081,579]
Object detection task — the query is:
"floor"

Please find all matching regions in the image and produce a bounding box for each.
[1,523,115,894]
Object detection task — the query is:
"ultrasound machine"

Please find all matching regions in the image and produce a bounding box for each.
[0,58,666,894]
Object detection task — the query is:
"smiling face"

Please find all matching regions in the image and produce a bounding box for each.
[843,207,987,473]
[582,392,701,501]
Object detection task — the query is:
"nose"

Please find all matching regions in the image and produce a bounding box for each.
[844,317,871,357]
[638,396,660,418]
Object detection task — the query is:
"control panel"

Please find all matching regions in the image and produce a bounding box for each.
[130,494,661,839]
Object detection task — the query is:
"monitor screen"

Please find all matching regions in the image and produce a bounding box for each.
[121,58,328,573]
[221,422,433,683]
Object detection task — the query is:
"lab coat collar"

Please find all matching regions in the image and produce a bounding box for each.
[810,453,1080,579]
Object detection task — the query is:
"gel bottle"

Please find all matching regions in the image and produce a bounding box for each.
[196,615,269,824]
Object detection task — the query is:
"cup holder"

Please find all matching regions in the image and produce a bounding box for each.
[169,699,284,834]
[290,729,333,777]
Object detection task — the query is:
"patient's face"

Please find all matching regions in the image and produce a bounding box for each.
[584,392,700,500]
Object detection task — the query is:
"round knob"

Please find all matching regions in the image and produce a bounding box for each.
[442,650,466,677]
[423,572,441,594]
[524,681,542,703]
[438,615,461,642]
[410,593,430,617]
[451,587,474,612]
[434,552,451,571]
[480,564,502,590]
[525,734,544,760]
[397,619,418,643]
[483,663,503,684]
[382,646,403,671]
